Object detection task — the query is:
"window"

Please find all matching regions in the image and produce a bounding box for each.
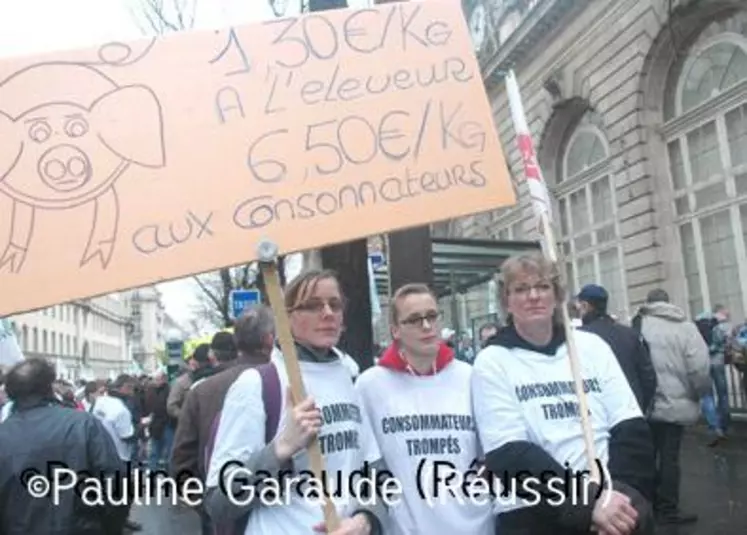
[555,112,627,318]
[493,219,523,241]
[665,17,747,318]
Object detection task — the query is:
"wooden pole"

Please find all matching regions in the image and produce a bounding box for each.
[258,241,340,530]
[540,213,600,482]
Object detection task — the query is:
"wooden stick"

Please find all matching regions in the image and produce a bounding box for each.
[539,212,600,482]
[259,257,341,530]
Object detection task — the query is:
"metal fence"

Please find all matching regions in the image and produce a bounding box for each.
[727,365,746,413]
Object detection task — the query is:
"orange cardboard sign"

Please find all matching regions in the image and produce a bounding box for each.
[0,0,515,317]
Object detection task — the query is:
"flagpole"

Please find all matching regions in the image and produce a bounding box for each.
[504,70,600,482]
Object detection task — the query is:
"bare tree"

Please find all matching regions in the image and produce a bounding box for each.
[128,0,198,35]
[191,260,287,328]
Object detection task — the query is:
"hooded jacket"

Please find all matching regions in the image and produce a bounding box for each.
[637,302,711,424]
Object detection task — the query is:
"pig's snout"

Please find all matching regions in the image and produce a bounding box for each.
[37,144,92,192]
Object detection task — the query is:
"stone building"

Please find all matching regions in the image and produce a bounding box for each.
[457,0,747,325]
[127,286,166,374]
[8,295,133,381]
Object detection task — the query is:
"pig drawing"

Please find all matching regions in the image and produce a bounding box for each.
[0,62,165,273]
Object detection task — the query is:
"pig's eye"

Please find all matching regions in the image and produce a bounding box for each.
[28,120,51,143]
[64,117,88,138]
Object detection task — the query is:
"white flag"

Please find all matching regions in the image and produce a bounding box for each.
[505,70,557,260]
[367,256,382,325]
[0,318,24,368]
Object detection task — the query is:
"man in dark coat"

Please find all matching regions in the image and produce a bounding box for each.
[577,284,658,415]
[0,359,126,535]
[145,370,175,472]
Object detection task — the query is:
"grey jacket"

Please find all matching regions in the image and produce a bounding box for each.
[638,302,711,425]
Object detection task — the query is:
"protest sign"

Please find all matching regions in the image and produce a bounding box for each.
[0,0,514,316]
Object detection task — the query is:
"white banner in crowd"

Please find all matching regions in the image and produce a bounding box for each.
[0,318,24,368]
[367,257,382,325]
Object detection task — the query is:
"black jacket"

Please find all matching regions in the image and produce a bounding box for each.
[0,399,127,535]
[581,313,657,415]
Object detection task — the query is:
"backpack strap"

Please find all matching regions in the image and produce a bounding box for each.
[257,362,282,444]
[204,411,222,479]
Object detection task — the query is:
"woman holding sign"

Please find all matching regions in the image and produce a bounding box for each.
[356,283,495,535]
[471,252,655,535]
[204,270,385,535]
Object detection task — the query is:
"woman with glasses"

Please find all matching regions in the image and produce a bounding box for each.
[472,252,655,535]
[356,283,494,535]
[204,269,384,535]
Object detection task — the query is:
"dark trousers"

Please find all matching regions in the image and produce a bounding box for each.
[650,420,684,515]
[199,507,212,535]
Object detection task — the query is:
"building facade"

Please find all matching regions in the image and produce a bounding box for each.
[457,0,747,325]
[8,294,132,381]
[127,286,166,374]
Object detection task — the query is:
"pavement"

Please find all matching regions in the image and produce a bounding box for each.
[131,499,200,534]
[670,425,747,535]
[131,427,747,534]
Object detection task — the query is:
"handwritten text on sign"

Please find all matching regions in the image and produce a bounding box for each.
[0,1,515,316]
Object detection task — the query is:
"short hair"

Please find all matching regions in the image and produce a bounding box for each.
[5,358,56,401]
[389,283,437,325]
[192,343,211,364]
[234,305,276,355]
[83,381,100,396]
[111,374,136,390]
[499,252,564,306]
[211,331,237,362]
[284,269,343,311]
[713,303,727,314]
[646,289,669,303]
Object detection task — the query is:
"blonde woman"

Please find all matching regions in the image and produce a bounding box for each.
[472,252,654,535]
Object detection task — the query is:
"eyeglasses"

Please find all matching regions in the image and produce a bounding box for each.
[400,311,441,328]
[292,298,346,314]
[510,282,553,297]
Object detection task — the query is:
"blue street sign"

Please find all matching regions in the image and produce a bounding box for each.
[230,289,261,319]
[369,251,385,270]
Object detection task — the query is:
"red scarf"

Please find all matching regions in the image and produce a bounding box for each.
[378,341,454,376]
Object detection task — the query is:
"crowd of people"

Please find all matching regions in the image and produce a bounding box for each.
[0,250,740,535]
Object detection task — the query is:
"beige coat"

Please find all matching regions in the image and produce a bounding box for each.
[166,372,192,420]
[639,302,711,425]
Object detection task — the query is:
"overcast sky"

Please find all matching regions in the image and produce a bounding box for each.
[0,0,324,331]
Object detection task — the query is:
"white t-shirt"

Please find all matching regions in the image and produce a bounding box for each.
[0,400,11,422]
[206,351,381,534]
[472,330,641,513]
[90,395,134,461]
[356,361,494,535]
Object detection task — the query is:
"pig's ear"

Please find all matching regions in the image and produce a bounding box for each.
[91,85,165,168]
[0,111,23,181]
